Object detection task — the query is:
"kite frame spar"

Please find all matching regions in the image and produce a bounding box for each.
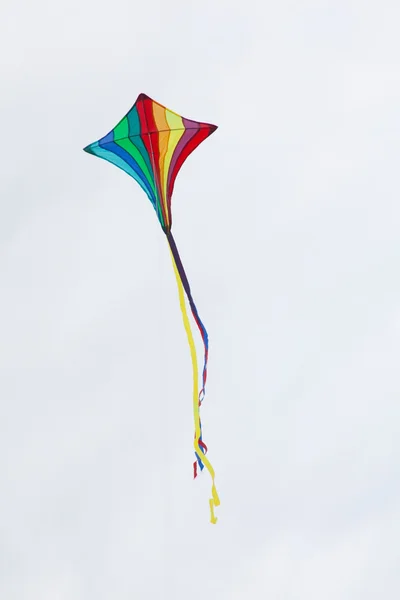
[84,93,220,523]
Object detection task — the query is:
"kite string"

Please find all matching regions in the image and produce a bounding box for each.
[168,244,220,524]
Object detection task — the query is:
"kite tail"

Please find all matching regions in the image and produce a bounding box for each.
[166,232,209,400]
[166,232,210,476]
[167,232,220,524]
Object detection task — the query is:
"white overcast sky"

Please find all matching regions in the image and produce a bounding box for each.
[1,0,400,598]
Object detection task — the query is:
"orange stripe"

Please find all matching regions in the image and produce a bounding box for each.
[152,104,170,227]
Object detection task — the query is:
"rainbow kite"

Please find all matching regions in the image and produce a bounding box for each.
[84,93,220,523]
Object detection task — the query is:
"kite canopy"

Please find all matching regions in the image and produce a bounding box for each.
[84,93,217,232]
[84,93,220,524]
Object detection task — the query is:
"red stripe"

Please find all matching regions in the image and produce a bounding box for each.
[167,127,214,201]
[137,98,168,227]
[198,439,208,453]
[136,100,154,174]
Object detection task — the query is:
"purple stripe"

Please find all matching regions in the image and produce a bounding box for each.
[166,118,200,198]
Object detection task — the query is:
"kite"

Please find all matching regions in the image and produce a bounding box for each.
[83,93,220,523]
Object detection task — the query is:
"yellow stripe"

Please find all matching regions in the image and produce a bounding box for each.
[169,247,220,524]
[164,111,185,201]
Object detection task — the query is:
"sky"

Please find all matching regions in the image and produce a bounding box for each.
[1,0,400,598]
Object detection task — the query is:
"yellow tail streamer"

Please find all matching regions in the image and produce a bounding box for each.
[169,248,220,524]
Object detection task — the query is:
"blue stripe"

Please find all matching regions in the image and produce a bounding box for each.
[90,145,156,206]
[98,141,156,205]
[99,131,114,145]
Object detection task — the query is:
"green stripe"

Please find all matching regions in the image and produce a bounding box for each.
[127,108,154,177]
[116,137,156,196]
[114,113,164,228]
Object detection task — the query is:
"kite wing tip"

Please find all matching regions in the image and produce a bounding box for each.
[137,92,151,102]
[83,142,98,154]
